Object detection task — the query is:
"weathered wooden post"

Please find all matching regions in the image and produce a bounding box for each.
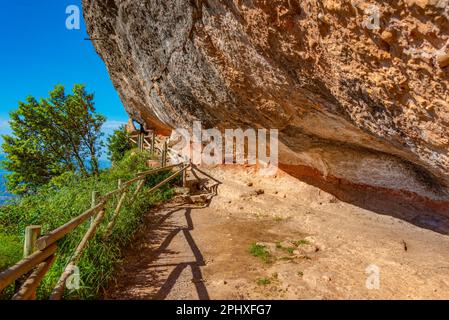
[165,141,168,167]
[151,131,155,154]
[161,141,168,167]
[21,225,42,299]
[132,171,145,200]
[23,226,41,258]
[160,148,164,167]
[137,132,142,151]
[90,191,98,226]
[140,132,145,151]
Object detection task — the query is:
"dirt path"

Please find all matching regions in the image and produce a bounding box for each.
[105,202,208,300]
[106,166,449,300]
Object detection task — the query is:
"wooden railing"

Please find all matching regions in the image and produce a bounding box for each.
[129,132,157,154]
[0,161,190,300]
[129,132,174,168]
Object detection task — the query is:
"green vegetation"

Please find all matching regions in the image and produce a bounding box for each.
[1,84,105,195]
[0,150,178,299]
[0,232,22,271]
[257,277,271,286]
[286,247,295,254]
[293,239,310,247]
[275,242,296,254]
[249,243,271,264]
[107,125,133,163]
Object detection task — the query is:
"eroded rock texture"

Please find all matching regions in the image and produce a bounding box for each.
[83,0,449,216]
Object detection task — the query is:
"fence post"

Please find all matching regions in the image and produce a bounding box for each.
[23,226,41,258]
[151,131,155,154]
[165,142,167,167]
[161,141,167,167]
[132,172,146,200]
[102,179,127,240]
[139,132,145,151]
[90,191,98,226]
[21,225,42,299]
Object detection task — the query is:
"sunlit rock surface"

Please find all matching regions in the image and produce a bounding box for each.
[83,0,449,216]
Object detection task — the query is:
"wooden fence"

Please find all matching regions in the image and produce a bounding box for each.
[129,132,156,153]
[0,160,190,300]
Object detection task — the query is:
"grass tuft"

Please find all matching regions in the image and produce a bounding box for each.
[293,239,311,247]
[249,243,271,264]
[275,242,296,255]
[257,278,271,286]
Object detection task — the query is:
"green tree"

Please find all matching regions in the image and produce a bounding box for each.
[1,84,106,195]
[107,125,132,163]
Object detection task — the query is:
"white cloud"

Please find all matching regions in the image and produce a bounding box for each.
[102,120,127,130]
[102,120,127,137]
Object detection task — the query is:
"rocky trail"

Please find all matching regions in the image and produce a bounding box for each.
[105,165,449,300]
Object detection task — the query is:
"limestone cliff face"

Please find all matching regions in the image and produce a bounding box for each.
[83,0,449,216]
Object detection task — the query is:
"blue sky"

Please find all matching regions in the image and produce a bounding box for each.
[0,1,128,150]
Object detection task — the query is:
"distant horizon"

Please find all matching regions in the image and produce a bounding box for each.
[0,153,112,205]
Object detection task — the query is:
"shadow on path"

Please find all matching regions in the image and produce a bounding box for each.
[106,166,222,300]
[152,208,209,300]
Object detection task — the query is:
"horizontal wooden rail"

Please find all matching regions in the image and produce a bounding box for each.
[50,208,106,300]
[145,164,189,195]
[137,163,182,177]
[0,244,57,292]
[35,202,106,251]
[103,190,128,240]
[12,255,56,300]
[100,178,136,200]
[35,164,180,251]
[0,154,189,300]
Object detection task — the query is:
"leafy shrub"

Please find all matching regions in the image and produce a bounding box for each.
[107,126,133,163]
[0,232,22,272]
[249,243,271,264]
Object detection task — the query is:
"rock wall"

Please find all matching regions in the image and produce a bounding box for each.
[82,0,449,215]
